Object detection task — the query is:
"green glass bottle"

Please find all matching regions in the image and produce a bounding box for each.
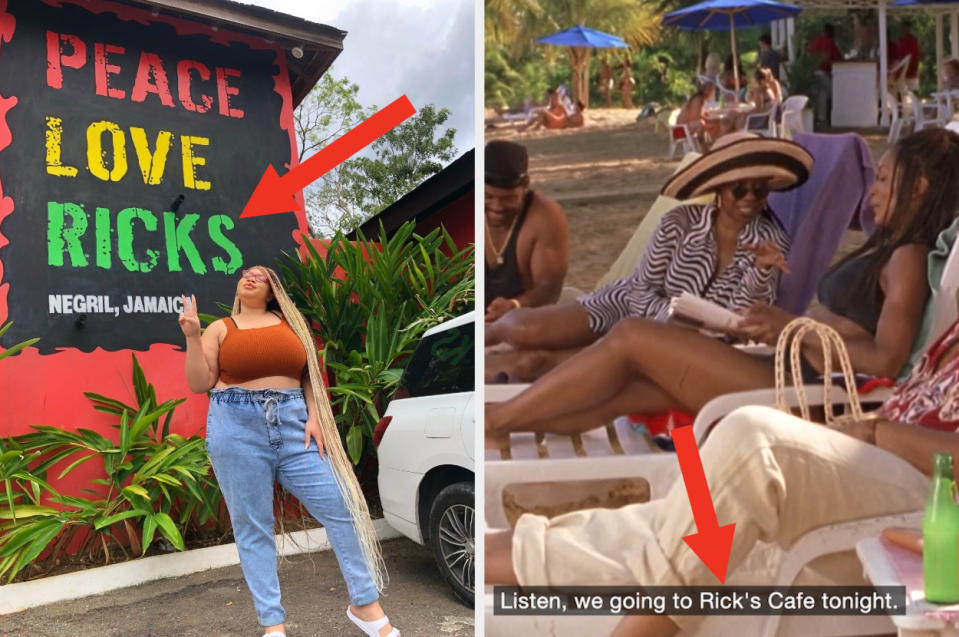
[923,453,959,603]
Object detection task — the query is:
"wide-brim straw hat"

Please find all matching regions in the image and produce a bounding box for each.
[661,132,814,200]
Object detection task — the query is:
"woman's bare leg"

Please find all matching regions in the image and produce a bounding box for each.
[488,378,674,439]
[486,303,596,349]
[486,347,583,382]
[487,318,774,436]
[610,616,679,637]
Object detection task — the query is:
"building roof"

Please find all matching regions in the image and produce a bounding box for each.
[349,149,475,239]
[792,0,952,12]
[117,0,345,106]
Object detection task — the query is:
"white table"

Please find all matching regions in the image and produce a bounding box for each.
[832,62,879,127]
[857,536,959,636]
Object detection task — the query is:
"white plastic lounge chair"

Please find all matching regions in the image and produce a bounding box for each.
[485,384,914,637]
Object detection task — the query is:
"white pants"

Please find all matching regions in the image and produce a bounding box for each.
[511,406,930,632]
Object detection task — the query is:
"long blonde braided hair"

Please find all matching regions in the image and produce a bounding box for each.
[232,265,386,591]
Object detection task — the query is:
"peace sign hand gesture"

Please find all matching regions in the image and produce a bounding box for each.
[178,294,201,339]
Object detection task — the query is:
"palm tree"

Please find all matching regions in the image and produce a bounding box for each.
[486,0,663,107]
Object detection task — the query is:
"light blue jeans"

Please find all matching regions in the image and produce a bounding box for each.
[205,388,379,627]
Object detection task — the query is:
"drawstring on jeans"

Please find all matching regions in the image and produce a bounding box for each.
[261,393,280,427]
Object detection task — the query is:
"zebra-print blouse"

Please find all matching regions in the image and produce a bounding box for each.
[577,203,790,334]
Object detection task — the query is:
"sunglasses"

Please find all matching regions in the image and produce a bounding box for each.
[730,182,770,200]
[241,269,269,284]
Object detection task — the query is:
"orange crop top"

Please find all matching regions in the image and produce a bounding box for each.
[218,316,307,384]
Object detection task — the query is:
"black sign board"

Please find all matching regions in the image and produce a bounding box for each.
[0,0,302,353]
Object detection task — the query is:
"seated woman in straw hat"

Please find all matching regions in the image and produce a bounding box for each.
[487,132,809,382]
[487,308,959,637]
[486,127,959,446]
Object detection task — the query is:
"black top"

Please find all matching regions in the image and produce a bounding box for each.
[818,252,885,335]
[485,191,533,307]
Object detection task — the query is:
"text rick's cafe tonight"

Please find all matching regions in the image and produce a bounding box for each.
[43,30,247,317]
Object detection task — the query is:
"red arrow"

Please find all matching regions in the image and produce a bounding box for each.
[672,425,736,583]
[240,95,417,218]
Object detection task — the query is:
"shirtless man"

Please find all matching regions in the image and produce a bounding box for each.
[520,89,567,131]
[484,140,569,325]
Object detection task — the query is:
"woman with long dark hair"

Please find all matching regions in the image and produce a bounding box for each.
[178,266,399,637]
[487,127,959,444]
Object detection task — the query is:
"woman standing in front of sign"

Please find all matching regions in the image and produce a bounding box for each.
[177,267,399,637]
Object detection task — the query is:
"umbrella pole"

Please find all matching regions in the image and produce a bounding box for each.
[729,14,739,101]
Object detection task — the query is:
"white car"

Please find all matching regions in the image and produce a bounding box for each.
[375,311,475,605]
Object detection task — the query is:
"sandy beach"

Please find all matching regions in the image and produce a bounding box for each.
[486,107,890,291]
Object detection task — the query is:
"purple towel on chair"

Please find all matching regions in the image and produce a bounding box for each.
[767,132,877,314]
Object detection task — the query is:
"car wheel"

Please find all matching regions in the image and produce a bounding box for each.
[428,481,474,606]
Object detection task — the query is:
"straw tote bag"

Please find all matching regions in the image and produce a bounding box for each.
[773,317,869,427]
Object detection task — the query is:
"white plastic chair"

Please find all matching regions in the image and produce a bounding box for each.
[744,105,778,136]
[777,95,807,139]
[903,91,947,133]
[887,55,911,98]
[666,108,699,159]
[885,92,904,144]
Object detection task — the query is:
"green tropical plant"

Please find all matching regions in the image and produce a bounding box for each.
[783,51,823,100]
[0,355,223,582]
[278,222,474,467]
[485,0,663,107]
[0,321,39,361]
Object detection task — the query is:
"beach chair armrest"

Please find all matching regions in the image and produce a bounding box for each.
[692,385,853,442]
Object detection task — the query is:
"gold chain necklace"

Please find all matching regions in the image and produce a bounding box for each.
[485,212,521,266]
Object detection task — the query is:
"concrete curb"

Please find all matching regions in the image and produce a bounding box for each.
[0,518,402,615]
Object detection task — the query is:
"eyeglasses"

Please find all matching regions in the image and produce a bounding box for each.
[241,269,269,284]
[730,182,770,200]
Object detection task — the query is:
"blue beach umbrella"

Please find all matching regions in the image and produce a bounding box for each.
[537,25,629,106]
[664,0,803,95]
[536,25,629,48]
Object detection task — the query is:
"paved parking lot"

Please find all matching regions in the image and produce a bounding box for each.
[0,538,474,637]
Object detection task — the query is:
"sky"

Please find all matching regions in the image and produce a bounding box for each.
[242,0,475,160]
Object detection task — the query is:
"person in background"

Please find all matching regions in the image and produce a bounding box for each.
[894,20,921,92]
[721,54,747,100]
[758,33,781,80]
[704,51,723,84]
[484,140,569,322]
[520,89,567,131]
[598,55,614,107]
[620,59,635,109]
[943,58,959,91]
[809,23,843,127]
[677,82,716,149]
[748,67,780,115]
[566,100,586,128]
